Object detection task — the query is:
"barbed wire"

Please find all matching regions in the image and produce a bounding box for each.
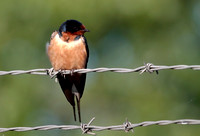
[0,118,200,135]
[0,63,200,77]
[1,64,200,134]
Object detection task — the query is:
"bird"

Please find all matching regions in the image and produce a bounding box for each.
[47,19,89,122]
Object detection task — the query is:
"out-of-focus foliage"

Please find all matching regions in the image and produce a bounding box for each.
[0,0,200,135]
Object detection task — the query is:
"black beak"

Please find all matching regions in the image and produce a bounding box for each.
[83,29,90,32]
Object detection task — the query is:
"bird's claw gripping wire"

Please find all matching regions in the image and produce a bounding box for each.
[70,69,75,76]
[47,68,76,80]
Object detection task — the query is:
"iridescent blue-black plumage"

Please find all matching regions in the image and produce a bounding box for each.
[59,20,82,35]
[58,19,89,37]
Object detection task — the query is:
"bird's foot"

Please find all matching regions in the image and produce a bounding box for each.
[70,69,75,76]
[57,69,66,78]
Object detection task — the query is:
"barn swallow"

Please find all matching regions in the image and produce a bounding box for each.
[47,19,89,122]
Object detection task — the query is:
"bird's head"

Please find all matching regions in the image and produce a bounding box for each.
[58,20,89,37]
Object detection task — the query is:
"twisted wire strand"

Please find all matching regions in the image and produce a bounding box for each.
[1,64,200,134]
[0,63,200,76]
[0,118,199,135]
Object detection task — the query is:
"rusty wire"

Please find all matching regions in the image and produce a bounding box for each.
[0,118,200,135]
[0,63,200,76]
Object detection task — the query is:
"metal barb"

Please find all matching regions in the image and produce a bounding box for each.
[81,117,96,135]
[123,118,134,133]
[140,63,154,74]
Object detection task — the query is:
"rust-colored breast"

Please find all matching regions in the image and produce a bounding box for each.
[47,32,87,70]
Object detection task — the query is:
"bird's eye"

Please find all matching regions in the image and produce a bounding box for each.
[73,27,79,31]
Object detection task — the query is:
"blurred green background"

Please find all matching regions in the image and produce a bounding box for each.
[0,0,200,135]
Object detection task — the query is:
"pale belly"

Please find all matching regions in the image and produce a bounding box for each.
[48,36,87,70]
